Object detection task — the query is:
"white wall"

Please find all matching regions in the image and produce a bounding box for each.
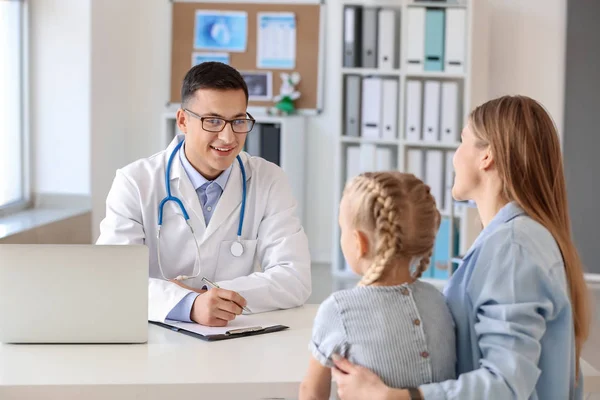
[87,0,568,259]
[30,0,91,195]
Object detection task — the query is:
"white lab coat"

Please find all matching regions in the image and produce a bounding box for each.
[96,134,311,322]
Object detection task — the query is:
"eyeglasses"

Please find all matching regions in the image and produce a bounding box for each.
[183,108,255,134]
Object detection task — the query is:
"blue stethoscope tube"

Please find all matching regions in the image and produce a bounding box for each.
[156,139,247,281]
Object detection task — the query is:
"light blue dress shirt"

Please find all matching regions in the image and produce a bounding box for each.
[166,145,232,322]
[420,202,582,399]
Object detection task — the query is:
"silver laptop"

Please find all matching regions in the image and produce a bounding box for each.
[0,244,148,344]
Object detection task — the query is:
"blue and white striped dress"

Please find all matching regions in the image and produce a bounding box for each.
[309,280,456,388]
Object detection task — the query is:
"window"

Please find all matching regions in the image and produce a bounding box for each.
[0,0,27,214]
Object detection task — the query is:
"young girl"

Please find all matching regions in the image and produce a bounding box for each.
[330,95,591,400]
[299,172,457,400]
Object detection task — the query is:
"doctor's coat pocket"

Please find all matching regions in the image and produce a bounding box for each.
[216,239,259,280]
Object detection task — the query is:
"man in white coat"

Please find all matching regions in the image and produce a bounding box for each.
[97,62,311,326]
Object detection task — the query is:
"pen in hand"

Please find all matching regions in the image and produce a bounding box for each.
[201,277,252,313]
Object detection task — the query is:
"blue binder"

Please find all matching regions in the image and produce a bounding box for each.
[424,8,445,72]
[430,217,459,279]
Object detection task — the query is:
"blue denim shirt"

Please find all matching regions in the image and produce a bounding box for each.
[165,145,232,322]
[420,202,582,399]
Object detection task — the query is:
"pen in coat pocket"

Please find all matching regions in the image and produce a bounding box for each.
[201,277,252,313]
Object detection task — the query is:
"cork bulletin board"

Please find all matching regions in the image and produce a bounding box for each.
[170,1,323,111]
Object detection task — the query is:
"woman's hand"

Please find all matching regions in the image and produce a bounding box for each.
[331,355,397,400]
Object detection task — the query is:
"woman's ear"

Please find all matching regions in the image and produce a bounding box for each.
[480,147,494,171]
[353,230,370,259]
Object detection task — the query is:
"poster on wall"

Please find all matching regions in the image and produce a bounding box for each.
[191,52,230,66]
[194,10,247,52]
[240,71,273,101]
[256,12,296,69]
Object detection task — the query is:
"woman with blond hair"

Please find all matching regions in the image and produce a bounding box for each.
[330,95,591,400]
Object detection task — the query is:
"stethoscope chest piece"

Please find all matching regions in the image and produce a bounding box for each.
[230,241,244,257]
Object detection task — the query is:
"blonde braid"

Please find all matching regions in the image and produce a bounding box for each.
[357,178,404,286]
[413,249,432,279]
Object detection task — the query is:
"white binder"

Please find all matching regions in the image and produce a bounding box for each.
[405,80,422,142]
[445,8,466,74]
[406,8,425,73]
[406,149,424,181]
[441,81,459,144]
[361,77,383,139]
[423,80,441,142]
[360,144,377,172]
[425,150,444,210]
[444,151,455,214]
[381,78,399,140]
[378,9,396,69]
[376,147,394,171]
[345,146,361,183]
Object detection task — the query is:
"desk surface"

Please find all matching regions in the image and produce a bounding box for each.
[1,303,599,400]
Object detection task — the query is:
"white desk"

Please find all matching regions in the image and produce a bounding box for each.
[1,303,599,400]
[0,305,319,400]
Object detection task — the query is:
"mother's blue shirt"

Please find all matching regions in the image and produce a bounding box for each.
[420,202,581,399]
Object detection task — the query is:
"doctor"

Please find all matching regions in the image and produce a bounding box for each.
[97,62,311,325]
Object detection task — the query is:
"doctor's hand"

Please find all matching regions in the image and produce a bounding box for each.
[190,288,247,327]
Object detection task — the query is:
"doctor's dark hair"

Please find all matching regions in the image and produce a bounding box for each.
[343,172,441,286]
[180,62,249,106]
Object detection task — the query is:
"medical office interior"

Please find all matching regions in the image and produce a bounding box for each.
[1,0,600,398]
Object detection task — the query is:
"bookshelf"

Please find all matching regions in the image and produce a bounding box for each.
[331,0,489,287]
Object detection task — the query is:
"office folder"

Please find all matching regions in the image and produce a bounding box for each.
[431,217,459,280]
[441,81,459,144]
[152,316,288,342]
[424,8,445,72]
[406,148,424,181]
[260,123,281,166]
[361,77,383,139]
[406,8,425,72]
[245,123,262,156]
[343,6,362,68]
[425,150,444,210]
[362,7,378,68]
[381,78,399,140]
[423,80,441,142]
[444,150,455,214]
[344,75,362,137]
[360,144,377,172]
[405,80,422,142]
[377,9,397,69]
[346,146,362,182]
[376,147,394,171]
[445,8,466,73]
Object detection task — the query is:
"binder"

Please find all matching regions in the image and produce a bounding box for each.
[362,7,378,68]
[381,78,399,140]
[405,80,422,142]
[361,77,382,139]
[444,150,455,214]
[424,8,445,72]
[260,123,281,166]
[376,147,394,171]
[431,217,458,280]
[343,6,362,68]
[377,9,397,69]
[445,8,466,73]
[440,81,459,144]
[425,150,444,210]
[246,123,262,156]
[406,7,425,72]
[406,148,424,181]
[344,75,362,137]
[346,146,362,182]
[151,318,288,342]
[423,80,441,142]
[360,144,377,172]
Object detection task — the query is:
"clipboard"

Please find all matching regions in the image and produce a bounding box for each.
[151,317,289,342]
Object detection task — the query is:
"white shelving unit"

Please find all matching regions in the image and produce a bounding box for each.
[331,0,489,288]
[161,108,307,225]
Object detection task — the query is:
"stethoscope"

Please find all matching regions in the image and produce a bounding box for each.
[156,139,247,281]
